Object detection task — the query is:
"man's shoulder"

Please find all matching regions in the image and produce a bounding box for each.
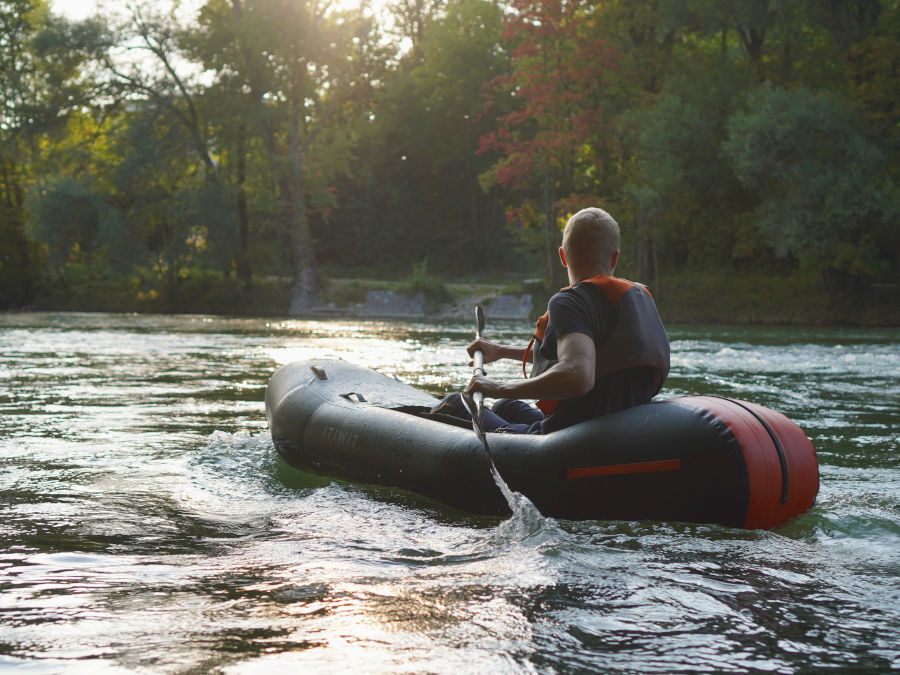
[547,284,613,336]
[547,287,582,315]
[549,283,613,313]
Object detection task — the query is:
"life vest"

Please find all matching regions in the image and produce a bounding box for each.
[524,275,670,415]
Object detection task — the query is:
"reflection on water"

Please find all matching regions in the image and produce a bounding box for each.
[1,312,898,673]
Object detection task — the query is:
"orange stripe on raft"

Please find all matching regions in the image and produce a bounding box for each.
[567,459,681,479]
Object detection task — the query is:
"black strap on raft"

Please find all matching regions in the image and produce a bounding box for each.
[340,392,367,402]
[713,396,789,504]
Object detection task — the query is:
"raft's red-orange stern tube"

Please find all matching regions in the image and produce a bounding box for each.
[691,397,819,529]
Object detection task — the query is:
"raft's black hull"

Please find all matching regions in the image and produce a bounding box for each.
[266,359,819,529]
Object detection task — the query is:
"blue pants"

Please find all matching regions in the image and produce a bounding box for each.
[433,394,544,434]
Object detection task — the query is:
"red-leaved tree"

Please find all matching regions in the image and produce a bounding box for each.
[478,0,621,283]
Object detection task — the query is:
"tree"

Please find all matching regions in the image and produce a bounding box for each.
[24,174,126,272]
[594,0,680,285]
[195,0,380,314]
[0,0,105,307]
[623,67,750,275]
[845,3,900,170]
[98,106,214,290]
[414,0,506,239]
[103,4,218,178]
[387,0,446,61]
[479,0,622,284]
[324,0,512,275]
[724,84,899,290]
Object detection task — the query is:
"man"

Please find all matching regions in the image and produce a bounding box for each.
[438,206,670,434]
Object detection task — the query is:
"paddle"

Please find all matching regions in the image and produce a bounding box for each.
[462,307,529,517]
[471,305,486,427]
[462,305,489,448]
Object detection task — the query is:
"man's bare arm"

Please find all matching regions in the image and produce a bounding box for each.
[465,332,595,400]
[466,338,530,365]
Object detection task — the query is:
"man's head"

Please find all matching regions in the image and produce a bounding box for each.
[560,207,620,276]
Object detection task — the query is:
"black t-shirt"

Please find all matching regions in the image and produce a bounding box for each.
[538,282,661,433]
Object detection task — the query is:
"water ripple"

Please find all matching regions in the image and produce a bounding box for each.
[1,314,898,673]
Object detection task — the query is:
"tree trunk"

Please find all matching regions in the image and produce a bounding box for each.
[283,164,319,315]
[465,152,478,236]
[289,259,319,315]
[543,173,558,286]
[636,209,659,293]
[287,203,319,314]
[285,101,320,315]
[231,0,320,315]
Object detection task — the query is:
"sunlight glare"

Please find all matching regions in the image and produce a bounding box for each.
[52,0,396,22]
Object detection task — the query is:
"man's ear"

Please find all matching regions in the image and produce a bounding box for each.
[610,250,619,273]
[559,247,567,267]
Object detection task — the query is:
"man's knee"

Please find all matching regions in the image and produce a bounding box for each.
[490,398,518,418]
[491,398,543,424]
[430,392,468,418]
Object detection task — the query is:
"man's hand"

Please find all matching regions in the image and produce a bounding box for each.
[465,332,596,402]
[465,373,507,398]
[466,339,508,365]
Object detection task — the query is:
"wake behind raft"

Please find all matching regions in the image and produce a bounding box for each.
[265,359,819,529]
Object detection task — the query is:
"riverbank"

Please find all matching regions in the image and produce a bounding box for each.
[24,268,900,326]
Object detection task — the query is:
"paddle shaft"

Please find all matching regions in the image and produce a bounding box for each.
[473,306,485,415]
[469,306,516,506]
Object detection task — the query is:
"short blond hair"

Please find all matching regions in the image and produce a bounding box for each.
[562,207,620,273]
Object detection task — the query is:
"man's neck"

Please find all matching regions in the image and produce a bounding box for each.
[567,268,611,286]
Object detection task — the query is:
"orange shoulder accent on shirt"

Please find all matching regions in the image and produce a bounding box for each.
[580,275,651,305]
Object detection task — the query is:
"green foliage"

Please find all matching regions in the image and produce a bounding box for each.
[159,269,289,315]
[2,0,898,321]
[103,108,210,287]
[624,62,751,265]
[190,180,239,274]
[0,0,111,308]
[324,279,370,308]
[846,4,900,170]
[0,200,41,308]
[25,175,127,271]
[724,84,899,281]
[321,0,518,277]
[404,259,452,309]
[477,0,626,278]
[35,262,141,312]
[33,264,290,314]
[655,266,900,326]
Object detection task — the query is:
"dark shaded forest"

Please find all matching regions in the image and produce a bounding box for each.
[1,0,898,320]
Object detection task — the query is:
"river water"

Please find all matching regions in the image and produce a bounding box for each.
[1,312,898,673]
